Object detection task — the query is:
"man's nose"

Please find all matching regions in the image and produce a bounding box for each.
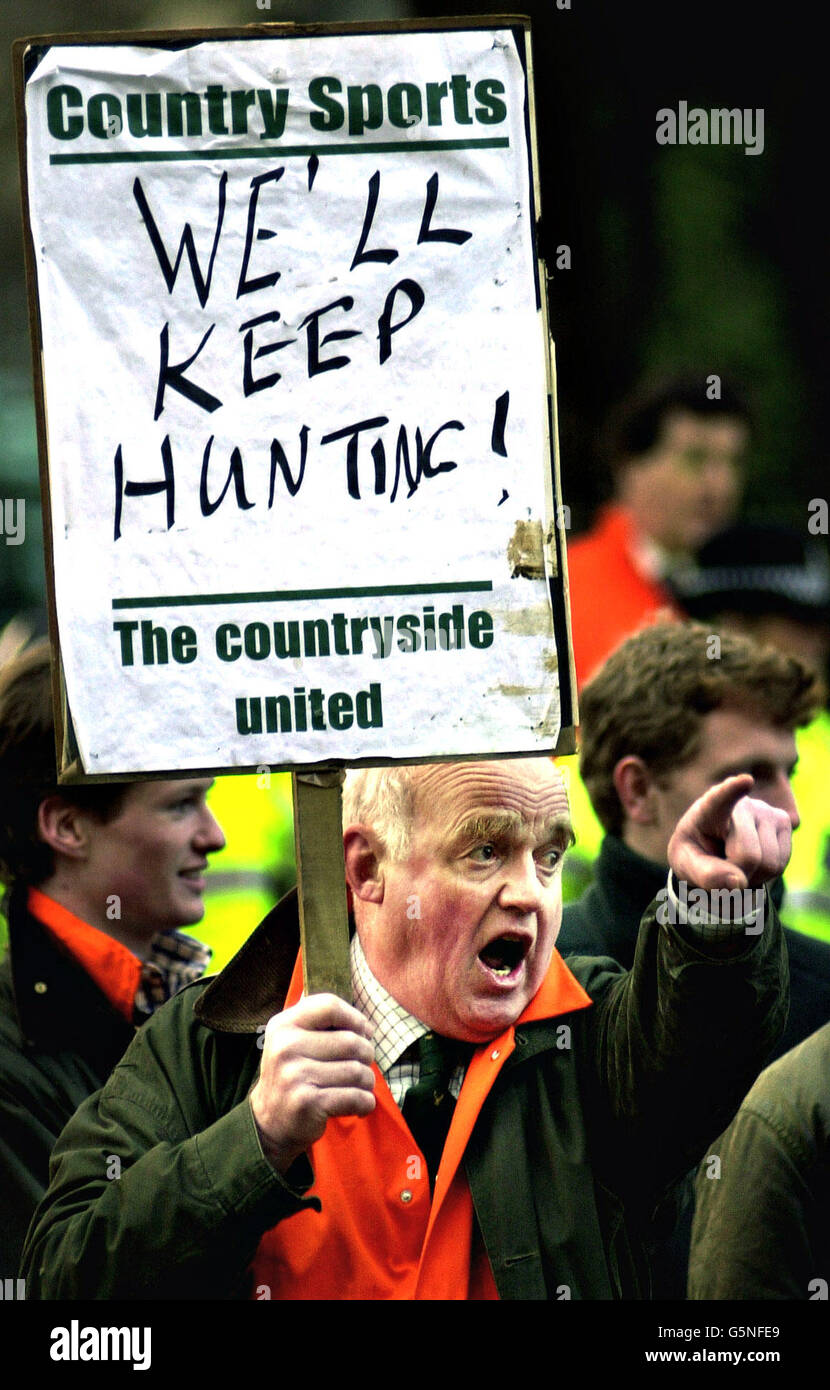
[773,775,800,832]
[498,851,543,912]
[196,808,227,853]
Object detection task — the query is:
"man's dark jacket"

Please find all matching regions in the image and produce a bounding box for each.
[558,835,830,1060]
[558,835,830,1298]
[689,1020,830,1298]
[0,885,135,1278]
[22,887,787,1300]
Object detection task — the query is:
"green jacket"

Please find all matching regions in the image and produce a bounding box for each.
[21,890,787,1300]
[0,885,135,1278]
[559,834,830,1062]
[688,1019,830,1299]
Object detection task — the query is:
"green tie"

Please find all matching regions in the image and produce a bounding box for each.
[401,1032,471,1190]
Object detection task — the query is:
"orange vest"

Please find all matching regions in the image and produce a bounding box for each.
[251,949,592,1300]
[567,505,679,688]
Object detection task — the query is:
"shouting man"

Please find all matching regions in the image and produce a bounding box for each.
[23,754,787,1299]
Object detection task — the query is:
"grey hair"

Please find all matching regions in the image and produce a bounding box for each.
[341,767,420,861]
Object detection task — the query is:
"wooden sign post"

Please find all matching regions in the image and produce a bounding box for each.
[292,769,351,1000]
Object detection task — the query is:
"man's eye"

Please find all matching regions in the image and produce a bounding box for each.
[469,844,497,863]
[537,848,562,871]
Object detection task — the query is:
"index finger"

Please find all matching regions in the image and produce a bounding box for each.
[692,773,755,834]
[285,993,375,1040]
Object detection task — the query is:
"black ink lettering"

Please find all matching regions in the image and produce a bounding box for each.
[237,167,285,297]
[390,424,419,502]
[350,172,398,271]
[133,173,227,309]
[320,416,389,499]
[155,323,222,419]
[491,391,509,456]
[199,438,255,516]
[377,280,425,365]
[300,297,360,376]
[268,426,309,504]
[114,438,175,540]
[419,420,464,477]
[240,311,295,396]
[417,173,472,245]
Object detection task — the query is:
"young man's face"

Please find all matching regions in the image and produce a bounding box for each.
[649,707,799,859]
[76,779,226,937]
[621,408,748,554]
[354,760,572,1042]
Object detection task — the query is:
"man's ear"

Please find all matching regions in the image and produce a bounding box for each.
[36,796,91,861]
[343,826,386,903]
[612,756,659,826]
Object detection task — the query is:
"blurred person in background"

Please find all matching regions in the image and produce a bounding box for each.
[556,620,830,1297]
[558,621,830,1057]
[560,375,752,903]
[669,521,830,944]
[688,1018,830,1300]
[566,374,751,691]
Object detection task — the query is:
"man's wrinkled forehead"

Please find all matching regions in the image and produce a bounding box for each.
[410,759,571,837]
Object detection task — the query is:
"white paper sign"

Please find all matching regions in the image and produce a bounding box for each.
[22,24,564,774]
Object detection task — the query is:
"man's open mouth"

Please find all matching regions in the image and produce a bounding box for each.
[478,933,531,978]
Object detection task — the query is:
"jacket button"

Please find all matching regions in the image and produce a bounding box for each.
[400,1189,413,1204]
[34,981,47,994]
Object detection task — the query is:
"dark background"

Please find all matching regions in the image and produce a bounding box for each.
[1,1,825,621]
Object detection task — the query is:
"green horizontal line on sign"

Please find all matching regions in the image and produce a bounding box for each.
[50,137,510,166]
[112,581,494,610]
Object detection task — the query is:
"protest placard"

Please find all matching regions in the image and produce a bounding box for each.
[16,18,574,780]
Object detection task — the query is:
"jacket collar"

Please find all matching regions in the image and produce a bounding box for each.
[4,882,135,1064]
[195,890,303,1031]
[594,835,666,948]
